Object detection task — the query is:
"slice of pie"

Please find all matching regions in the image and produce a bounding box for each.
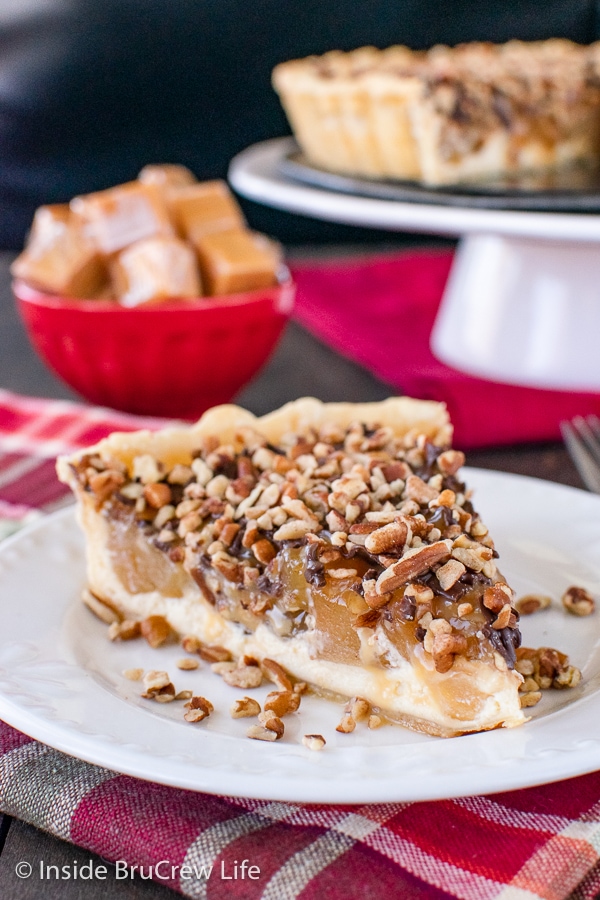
[57,397,525,736]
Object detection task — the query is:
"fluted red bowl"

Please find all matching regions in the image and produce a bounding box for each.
[14,277,294,419]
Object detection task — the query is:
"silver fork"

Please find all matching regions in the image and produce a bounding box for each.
[560,415,600,494]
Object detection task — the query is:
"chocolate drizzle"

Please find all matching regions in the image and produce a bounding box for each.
[415,441,444,480]
[398,594,416,622]
[303,543,326,588]
[482,622,521,669]
[426,505,455,529]
[421,569,492,602]
[256,570,283,598]
[191,567,216,605]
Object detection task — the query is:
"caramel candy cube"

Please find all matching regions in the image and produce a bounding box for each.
[169,181,246,245]
[196,229,280,296]
[138,164,197,191]
[111,236,201,307]
[71,181,173,255]
[11,210,106,298]
[27,204,71,244]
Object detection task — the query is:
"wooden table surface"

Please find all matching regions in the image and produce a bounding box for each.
[0,249,587,898]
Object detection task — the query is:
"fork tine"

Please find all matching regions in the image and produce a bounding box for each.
[588,414,600,439]
[560,419,600,494]
[572,415,600,468]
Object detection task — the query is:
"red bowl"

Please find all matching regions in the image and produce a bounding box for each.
[14,277,295,419]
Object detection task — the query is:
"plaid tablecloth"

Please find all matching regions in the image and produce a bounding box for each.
[1,388,600,900]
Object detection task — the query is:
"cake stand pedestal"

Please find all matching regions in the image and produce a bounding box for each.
[229,137,600,392]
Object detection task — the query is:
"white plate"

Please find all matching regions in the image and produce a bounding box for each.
[0,468,600,803]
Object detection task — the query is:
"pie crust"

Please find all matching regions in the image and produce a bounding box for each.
[57,397,525,736]
[272,40,600,185]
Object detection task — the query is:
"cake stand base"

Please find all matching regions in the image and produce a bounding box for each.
[431,233,600,392]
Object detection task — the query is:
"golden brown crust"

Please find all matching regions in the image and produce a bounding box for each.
[57,396,451,481]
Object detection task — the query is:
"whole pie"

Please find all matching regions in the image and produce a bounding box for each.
[57,397,525,736]
[272,40,600,185]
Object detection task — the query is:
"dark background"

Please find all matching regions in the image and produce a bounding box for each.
[1,0,599,249]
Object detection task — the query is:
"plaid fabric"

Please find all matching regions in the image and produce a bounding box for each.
[1,388,600,900]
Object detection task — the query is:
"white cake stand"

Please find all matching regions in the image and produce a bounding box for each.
[229,137,600,392]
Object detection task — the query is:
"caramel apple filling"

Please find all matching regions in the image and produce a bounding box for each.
[69,415,523,733]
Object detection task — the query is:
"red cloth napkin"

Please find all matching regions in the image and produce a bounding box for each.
[1,390,600,900]
[290,250,600,449]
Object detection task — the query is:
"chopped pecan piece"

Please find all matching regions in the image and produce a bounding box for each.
[140,615,172,648]
[142,670,176,702]
[364,520,408,555]
[519,677,540,693]
[336,713,356,733]
[198,644,232,664]
[404,475,439,504]
[260,714,285,739]
[515,657,535,677]
[492,603,513,630]
[404,583,434,604]
[302,734,326,750]
[520,691,542,708]
[345,697,370,721]
[133,454,164,484]
[436,559,466,591]
[553,665,582,689]
[143,670,170,692]
[176,657,199,671]
[273,519,313,541]
[230,697,261,718]
[88,469,125,504]
[431,488,456,508]
[482,584,512,614]
[451,547,485,573]
[436,450,465,476]
[167,464,193,485]
[252,538,277,564]
[108,619,141,641]
[264,691,300,717]
[262,658,293,691]
[123,668,144,681]
[247,724,279,742]
[220,522,241,547]
[515,594,552,615]
[181,634,201,654]
[328,567,358,579]
[152,686,177,703]
[143,482,172,509]
[562,586,595,617]
[374,541,452,599]
[184,696,213,722]
[431,631,467,674]
[211,661,237,676]
[222,664,263,689]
